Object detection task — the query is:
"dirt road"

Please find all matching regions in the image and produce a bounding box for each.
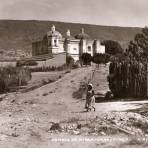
[95,100,148,112]
[0,65,148,148]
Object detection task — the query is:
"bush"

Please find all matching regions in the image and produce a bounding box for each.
[102,40,123,55]
[16,60,38,67]
[0,66,31,94]
[81,53,92,66]
[72,63,80,69]
[92,53,109,65]
[0,79,9,94]
[66,55,74,68]
[30,64,67,72]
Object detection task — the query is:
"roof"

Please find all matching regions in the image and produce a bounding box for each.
[65,29,75,40]
[47,25,62,39]
[65,35,75,40]
[47,30,62,39]
[75,28,90,39]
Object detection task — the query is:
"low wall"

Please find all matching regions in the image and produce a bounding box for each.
[30,52,66,68]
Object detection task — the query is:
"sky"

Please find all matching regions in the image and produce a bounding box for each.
[0,0,148,27]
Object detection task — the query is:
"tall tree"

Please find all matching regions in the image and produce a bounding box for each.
[102,40,123,55]
[127,27,148,59]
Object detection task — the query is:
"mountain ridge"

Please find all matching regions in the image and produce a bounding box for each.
[0,20,142,52]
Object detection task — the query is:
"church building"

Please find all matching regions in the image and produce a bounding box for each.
[32,25,105,61]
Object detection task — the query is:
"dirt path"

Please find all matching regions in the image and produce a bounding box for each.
[0,66,148,148]
[0,66,97,147]
[95,100,148,112]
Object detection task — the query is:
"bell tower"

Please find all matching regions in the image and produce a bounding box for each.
[51,25,55,32]
[66,29,71,37]
[81,28,84,34]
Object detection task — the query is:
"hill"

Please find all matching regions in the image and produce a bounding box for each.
[0,20,142,52]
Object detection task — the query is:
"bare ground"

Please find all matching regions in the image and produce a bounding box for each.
[0,65,148,148]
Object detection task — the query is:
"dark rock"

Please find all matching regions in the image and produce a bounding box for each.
[50,123,62,131]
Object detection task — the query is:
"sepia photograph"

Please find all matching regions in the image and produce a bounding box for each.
[0,0,148,147]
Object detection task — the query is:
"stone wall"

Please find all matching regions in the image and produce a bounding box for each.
[30,52,66,68]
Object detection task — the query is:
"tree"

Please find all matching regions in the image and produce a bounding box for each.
[127,27,148,59]
[92,53,109,66]
[81,53,92,66]
[102,40,123,55]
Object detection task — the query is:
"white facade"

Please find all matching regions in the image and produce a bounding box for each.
[33,25,105,62]
[67,42,79,54]
[99,45,105,54]
[85,40,94,56]
[66,39,80,61]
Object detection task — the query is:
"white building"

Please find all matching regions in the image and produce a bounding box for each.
[32,25,105,61]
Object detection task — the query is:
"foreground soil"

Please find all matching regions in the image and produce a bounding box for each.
[0,65,148,148]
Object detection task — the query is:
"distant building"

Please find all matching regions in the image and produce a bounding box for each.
[32,25,105,61]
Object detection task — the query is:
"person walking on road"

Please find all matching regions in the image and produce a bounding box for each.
[85,83,96,112]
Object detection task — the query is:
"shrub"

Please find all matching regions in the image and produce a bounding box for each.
[16,60,38,67]
[92,53,109,65]
[30,64,67,72]
[66,55,74,69]
[102,40,123,55]
[72,63,79,69]
[0,79,9,94]
[81,53,92,66]
[0,66,31,94]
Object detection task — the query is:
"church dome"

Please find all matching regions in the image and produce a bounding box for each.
[75,28,90,39]
[47,25,62,39]
[65,29,75,40]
